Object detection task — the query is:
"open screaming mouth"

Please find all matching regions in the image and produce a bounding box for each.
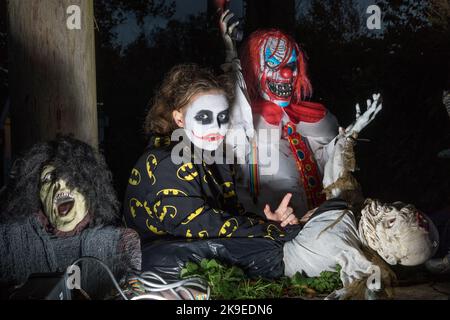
[267,80,293,98]
[192,131,225,142]
[54,192,75,217]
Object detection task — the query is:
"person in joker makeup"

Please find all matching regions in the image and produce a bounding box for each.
[123,64,300,245]
[182,94,230,152]
[219,10,382,219]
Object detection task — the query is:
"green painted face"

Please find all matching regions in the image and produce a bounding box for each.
[39,165,88,232]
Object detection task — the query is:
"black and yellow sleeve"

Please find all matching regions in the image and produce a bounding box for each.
[147,156,287,240]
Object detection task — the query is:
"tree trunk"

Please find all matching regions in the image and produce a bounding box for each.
[244,0,296,35]
[7,0,98,155]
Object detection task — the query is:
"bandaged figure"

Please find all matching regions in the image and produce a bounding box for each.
[283,135,439,299]
[0,137,141,299]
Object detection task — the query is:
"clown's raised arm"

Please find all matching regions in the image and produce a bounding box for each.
[219,10,382,218]
[219,10,254,141]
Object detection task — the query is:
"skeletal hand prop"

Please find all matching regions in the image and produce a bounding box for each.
[344,93,382,139]
[322,94,381,200]
[219,9,239,62]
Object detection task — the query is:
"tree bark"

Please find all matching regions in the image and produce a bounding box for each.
[244,0,296,35]
[7,0,98,155]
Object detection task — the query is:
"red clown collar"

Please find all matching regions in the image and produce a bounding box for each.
[252,99,327,126]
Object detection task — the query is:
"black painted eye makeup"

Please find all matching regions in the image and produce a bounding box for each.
[194,110,213,125]
[217,110,230,125]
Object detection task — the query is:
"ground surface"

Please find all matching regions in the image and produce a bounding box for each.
[393,281,450,300]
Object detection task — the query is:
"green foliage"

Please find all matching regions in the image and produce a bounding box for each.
[181,259,343,300]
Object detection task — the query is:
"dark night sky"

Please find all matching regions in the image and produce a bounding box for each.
[115,0,378,48]
[115,0,244,47]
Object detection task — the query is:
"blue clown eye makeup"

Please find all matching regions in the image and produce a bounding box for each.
[265,46,298,70]
[288,49,297,64]
[265,47,281,69]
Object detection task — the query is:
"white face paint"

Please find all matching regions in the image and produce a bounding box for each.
[359,199,439,266]
[184,93,230,151]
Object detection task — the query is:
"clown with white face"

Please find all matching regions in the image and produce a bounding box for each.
[220,10,383,221]
[259,36,298,108]
[180,93,231,151]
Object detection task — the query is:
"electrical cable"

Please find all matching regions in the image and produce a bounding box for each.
[65,256,210,301]
[65,256,129,300]
[128,270,210,300]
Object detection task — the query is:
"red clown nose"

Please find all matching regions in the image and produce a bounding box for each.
[280,66,294,79]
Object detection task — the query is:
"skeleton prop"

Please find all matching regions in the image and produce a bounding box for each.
[283,132,439,299]
[219,11,382,218]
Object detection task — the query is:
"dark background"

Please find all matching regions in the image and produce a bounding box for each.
[0,0,449,214]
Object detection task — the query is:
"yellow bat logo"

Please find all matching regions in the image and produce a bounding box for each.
[156,189,188,197]
[146,220,167,235]
[176,163,198,182]
[129,198,143,219]
[159,205,177,222]
[221,181,236,199]
[128,168,141,186]
[143,201,153,218]
[264,224,285,240]
[153,200,177,221]
[186,229,193,238]
[154,136,171,148]
[146,154,158,185]
[130,198,153,219]
[219,218,239,237]
[181,206,205,225]
[198,230,209,238]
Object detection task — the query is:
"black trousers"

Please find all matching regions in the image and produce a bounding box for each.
[141,237,285,280]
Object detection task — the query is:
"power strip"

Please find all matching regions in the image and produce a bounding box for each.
[9,273,72,300]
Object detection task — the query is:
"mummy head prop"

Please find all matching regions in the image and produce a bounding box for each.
[359,199,439,266]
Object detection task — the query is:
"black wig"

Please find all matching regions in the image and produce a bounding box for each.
[0,136,120,226]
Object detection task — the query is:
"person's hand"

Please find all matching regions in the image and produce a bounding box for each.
[264,193,299,227]
[344,93,383,138]
[219,9,239,61]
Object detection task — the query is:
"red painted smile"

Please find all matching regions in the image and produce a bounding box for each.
[192,131,225,142]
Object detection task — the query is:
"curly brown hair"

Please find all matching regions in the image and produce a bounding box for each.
[144,64,235,136]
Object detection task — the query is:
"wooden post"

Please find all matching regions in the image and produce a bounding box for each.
[7,0,98,155]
